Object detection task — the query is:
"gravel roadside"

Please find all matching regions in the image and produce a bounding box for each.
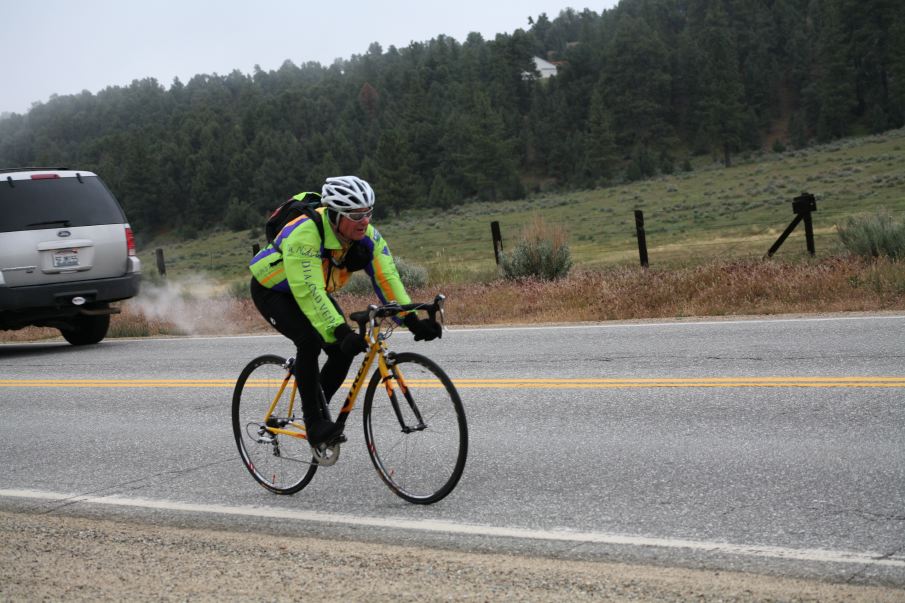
[3,511,902,601]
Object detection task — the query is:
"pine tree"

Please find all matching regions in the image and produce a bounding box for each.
[804,0,857,141]
[888,14,905,126]
[584,86,618,183]
[374,127,422,215]
[427,173,459,209]
[602,14,674,162]
[693,0,747,165]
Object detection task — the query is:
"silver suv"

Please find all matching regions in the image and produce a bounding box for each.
[1,168,141,345]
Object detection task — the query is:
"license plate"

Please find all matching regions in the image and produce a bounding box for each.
[53,250,79,268]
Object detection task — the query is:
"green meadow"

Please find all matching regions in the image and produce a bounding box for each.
[138,128,905,287]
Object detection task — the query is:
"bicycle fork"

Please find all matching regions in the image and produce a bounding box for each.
[381,353,427,434]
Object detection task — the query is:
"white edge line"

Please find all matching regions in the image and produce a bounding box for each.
[1,489,902,568]
[447,314,905,333]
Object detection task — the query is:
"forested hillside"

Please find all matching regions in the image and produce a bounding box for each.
[2,0,903,239]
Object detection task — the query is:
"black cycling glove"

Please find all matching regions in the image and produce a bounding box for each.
[334,323,368,357]
[403,314,443,341]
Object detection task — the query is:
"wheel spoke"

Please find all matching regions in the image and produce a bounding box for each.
[364,353,467,504]
[232,356,317,495]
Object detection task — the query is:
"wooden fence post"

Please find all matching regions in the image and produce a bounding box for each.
[766,192,817,258]
[490,221,503,264]
[799,194,816,256]
[634,210,649,268]
[155,248,167,278]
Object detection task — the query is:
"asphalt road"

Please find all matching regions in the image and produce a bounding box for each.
[1,313,904,586]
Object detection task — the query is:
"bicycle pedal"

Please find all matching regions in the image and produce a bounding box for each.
[311,438,343,466]
[310,433,346,452]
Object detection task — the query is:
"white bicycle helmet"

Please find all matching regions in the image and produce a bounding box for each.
[321,176,375,213]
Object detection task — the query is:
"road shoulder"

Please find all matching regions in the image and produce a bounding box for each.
[3,510,901,601]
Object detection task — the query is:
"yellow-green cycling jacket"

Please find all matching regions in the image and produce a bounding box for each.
[249,197,411,343]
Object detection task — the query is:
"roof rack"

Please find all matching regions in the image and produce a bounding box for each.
[0,167,71,173]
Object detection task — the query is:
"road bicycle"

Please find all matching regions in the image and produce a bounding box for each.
[231,294,467,504]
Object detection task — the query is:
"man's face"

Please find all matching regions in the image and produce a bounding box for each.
[337,212,370,241]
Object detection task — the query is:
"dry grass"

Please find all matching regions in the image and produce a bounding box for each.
[331,255,905,325]
[415,256,904,325]
[2,256,903,342]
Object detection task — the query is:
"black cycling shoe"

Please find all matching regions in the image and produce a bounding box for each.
[306,419,344,448]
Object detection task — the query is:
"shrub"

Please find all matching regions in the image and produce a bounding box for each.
[837,210,905,259]
[396,257,429,289]
[227,279,251,299]
[342,272,373,295]
[500,215,573,281]
[342,256,429,295]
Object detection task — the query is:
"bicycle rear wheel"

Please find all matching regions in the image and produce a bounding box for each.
[363,352,467,504]
[232,354,317,495]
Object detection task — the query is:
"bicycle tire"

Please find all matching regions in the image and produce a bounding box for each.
[363,352,467,504]
[232,354,317,495]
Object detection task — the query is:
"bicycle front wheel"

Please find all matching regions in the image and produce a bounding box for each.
[363,352,467,504]
[232,354,317,495]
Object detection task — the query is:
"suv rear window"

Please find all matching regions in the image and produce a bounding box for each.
[0,175,126,233]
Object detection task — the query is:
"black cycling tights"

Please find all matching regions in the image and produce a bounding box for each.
[250,278,353,419]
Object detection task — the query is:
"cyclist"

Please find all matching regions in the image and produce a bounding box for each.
[249,175,442,448]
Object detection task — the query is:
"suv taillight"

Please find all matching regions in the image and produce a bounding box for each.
[30,173,61,180]
[124,224,136,256]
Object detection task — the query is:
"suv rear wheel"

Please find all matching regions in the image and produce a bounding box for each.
[60,309,111,346]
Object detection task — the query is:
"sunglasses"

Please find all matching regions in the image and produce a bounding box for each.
[342,208,373,222]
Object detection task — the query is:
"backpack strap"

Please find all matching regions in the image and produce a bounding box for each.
[289,192,325,246]
[302,205,326,246]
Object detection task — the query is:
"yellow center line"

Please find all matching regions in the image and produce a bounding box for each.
[1,377,904,389]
